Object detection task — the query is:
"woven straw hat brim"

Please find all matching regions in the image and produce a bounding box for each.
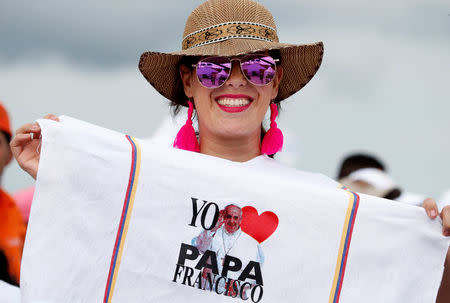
[138,38,323,104]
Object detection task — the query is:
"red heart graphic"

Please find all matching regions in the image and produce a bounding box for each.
[240,206,278,243]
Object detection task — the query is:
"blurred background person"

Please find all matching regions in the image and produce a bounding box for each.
[12,186,34,225]
[0,102,26,286]
[337,153,426,205]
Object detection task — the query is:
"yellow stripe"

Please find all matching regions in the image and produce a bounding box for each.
[108,138,141,303]
[328,191,354,303]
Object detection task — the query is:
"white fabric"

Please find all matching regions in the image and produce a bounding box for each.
[21,116,449,303]
[396,191,427,206]
[0,280,20,303]
[439,189,450,212]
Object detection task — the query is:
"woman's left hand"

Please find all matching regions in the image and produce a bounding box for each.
[422,198,450,237]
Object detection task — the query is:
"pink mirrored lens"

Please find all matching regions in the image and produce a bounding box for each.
[195,55,277,88]
[196,57,231,88]
[241,55,276,86]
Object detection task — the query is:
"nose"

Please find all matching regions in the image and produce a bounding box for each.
[225,60,247,88]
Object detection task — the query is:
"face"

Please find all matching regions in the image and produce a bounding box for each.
[224,205,242,234]
[0,132,12,177]
[180,54,283,142]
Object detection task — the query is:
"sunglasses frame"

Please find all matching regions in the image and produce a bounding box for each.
[192,54,279,89]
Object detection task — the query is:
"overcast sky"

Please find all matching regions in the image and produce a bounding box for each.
[1,0,449,199]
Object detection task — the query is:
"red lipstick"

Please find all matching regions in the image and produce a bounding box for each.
[215,94,253,113]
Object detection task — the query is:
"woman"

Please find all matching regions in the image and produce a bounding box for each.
[9,0,450,300]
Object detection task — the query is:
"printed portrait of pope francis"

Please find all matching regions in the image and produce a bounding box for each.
[192,204,264,294]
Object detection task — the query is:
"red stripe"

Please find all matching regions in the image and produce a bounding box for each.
[335,193,360,302]
[102,135,136,303]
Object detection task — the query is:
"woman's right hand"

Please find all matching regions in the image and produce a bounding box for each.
[10,114,60,180]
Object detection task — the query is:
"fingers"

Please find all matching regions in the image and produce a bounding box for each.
[422,198,439,219]
[440,206,450,237]
[13,114,59,140]
[10,113,59,158]
[15,122,41,136]
[421,198,450,237]
[10,123,40,156]
[10,133,33,148]
[10,133,32,159]
[43,114,60,122]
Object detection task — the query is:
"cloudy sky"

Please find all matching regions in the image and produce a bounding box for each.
[1,0,449,199]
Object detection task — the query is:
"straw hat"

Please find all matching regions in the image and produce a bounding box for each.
[138,0,324,105]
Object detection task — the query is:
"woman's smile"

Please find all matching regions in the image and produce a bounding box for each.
[215,94,254,113]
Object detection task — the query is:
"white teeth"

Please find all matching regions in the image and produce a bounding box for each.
[216,98,251,107]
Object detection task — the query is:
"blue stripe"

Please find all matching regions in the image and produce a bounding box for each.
[105,136,137,301]
[333,193,357,303]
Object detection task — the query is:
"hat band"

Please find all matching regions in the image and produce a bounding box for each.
[182,21,279,50]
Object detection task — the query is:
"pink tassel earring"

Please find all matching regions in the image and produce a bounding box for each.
[173,100,200,152]
[261,102,283,155]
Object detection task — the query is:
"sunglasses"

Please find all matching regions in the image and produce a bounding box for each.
[192,54,279,89]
